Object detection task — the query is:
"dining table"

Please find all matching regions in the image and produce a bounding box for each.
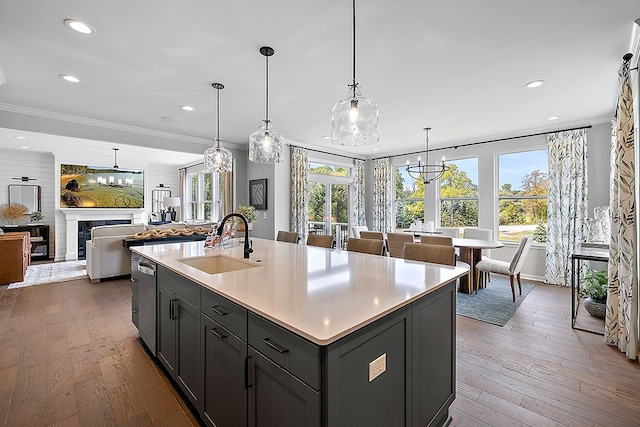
[452,237,504,294]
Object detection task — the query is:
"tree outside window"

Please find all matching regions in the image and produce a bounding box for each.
[395,166,424,230]
[439,158,478,230]
[498,149,548,242]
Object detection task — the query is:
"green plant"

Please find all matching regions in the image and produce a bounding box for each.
[235,205,256,223]
[30,211,43,222]
[580,269,608,301]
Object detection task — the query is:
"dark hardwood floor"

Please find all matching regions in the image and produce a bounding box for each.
[1,276,639,426]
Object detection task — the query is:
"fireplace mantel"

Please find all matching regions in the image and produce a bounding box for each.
[60,208,145,260]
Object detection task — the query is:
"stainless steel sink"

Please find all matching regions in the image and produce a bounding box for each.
[178,254,262,275]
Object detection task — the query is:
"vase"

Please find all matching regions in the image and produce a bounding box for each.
[584,297,606,319]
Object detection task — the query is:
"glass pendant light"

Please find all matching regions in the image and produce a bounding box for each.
[204,83,233,172]
[405,127,449,185]
[331,0,379,146]
[249,46,283,163]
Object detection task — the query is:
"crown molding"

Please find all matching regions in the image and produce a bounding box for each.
[0,102,244,150]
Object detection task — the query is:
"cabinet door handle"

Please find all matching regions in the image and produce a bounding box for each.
[209,327,227,339]
[170,299,179,320]
[262,338,289,354]
[245,356,252,389]
[210,305,228,317]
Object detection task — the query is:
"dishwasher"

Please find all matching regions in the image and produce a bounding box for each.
[131,253,157,354]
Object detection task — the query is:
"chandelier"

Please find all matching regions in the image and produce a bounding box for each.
[405,127,449,185]
[249,46,283,163]
[330,0,379,146]
[112,148,119,168]
[204,83,233,173]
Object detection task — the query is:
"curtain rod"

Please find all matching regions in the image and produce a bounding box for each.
[372,124,593,161]
[290,144,365,161]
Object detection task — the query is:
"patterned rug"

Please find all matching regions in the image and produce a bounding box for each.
[7,260,87,289]
[456,276,535,326]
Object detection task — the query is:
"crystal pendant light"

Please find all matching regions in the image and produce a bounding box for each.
[331,0,379,146]
[249,46,283,163]
[204,83,233,173]
[405,127,450,185]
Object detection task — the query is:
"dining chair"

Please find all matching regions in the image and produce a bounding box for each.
[276,231,299,243]
[306,234,333,248]
[435,227,459,238]
[359,231,386,254]
[474,235,533,301]
[420,235,453,246]
[351,225,369,238]
[463,228,493,282]
[402,243,456,266]
[347,238,384,256]
[386,232,413,258]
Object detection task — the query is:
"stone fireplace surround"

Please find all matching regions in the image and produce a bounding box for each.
[60,208,145,261]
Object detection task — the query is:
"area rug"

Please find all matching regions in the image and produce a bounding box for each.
[456,276,535,326]
[7,260,87,289]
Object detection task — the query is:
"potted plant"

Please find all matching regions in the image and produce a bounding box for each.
[235,205,256,231]
[580,269,608,319]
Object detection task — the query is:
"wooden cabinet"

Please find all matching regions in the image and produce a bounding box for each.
[156,266,202,412]
[0,224,50,259]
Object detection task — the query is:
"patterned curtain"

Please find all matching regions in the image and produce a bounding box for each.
[351,159,366,228]
[372,158,393,232]
[545,129,588,286]
[606,59,638,360]
[290,146,309,243]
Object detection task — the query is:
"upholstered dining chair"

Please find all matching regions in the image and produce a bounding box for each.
[463,228,493,281]
[306,234,334,248]
[276,231,299,243]
[351,225,369,238]
[474,235,533,301]
[402,243,456,266]
[347,238,384,256]
[420,235,453,246]
[386,232,414,258]
[435,227,459,238]
[359,231,386,255]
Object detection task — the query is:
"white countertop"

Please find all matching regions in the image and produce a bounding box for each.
[131,238,469,345]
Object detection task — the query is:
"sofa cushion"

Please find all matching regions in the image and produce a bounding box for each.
[91,224,146,238]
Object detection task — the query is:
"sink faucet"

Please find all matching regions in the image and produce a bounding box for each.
[217,213,253,258]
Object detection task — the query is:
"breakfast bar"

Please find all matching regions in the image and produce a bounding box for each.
[131,238,468,426]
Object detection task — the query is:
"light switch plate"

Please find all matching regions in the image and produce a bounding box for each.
[368,353,386,382]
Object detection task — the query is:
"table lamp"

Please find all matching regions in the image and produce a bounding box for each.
[163,197,181,222]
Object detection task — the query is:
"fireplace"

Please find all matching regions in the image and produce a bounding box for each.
[59,209,145,261]
[77,219,131,260]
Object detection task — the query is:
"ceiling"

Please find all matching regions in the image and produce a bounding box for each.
[0,0,638,159]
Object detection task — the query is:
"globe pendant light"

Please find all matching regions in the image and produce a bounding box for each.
[331,0,379,146]
[204,83,233,173]
[405,127,450,185]
[249,46,283,163]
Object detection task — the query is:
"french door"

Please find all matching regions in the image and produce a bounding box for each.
[307,181,349,248]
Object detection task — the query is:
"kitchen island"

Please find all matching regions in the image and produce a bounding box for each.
[131,238,468,427]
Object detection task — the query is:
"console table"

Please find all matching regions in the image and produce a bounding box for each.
[571,243,609,335]
[0,224,50,260]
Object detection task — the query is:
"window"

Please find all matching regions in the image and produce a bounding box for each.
[186,171,220,221]
[395,165,424,230]
[308,162,351,248]
[439,158,478,231]
[498,149,548,242]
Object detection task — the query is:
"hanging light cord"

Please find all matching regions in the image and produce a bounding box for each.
[216,86,221,144]
[265,53,269,124]
[351,0,357,97]
[424,127,430,166]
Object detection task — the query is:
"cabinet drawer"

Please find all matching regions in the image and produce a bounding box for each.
[201,288,247,341]
[157,266,200,309]
[248,313,321,390]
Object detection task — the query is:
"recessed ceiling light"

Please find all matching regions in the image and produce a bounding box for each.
[373,148,380,152]
[547,116,560,121]
[524,80,545,88]
[161,116,181,123]
[59,74,82,83]
[19,146,29,149]
[64,19,96,35]
[180,105,194,111]
[322,136,331,139]
[14,136,26,140]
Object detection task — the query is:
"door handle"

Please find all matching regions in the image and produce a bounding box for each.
[245,355,252,389]
[169,299,179,320]
[210,305,228,316]
[262,338,289,354]
[209,327,227,339]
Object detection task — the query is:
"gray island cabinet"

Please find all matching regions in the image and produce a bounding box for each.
[131,238,467,427]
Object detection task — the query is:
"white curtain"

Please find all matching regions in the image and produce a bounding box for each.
[545,129,588,286]
[372,158,393,232]
[606,58,638,360]
[290,146,309,243]
[179,167,186,222]
[351,159,366,228]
